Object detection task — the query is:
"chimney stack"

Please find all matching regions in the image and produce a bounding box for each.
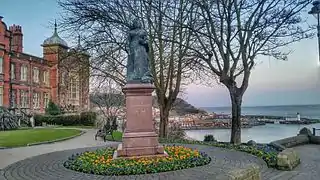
[9,24,23,53]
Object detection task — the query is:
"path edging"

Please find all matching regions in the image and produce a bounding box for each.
[0,131,85,150]
[216,163,261,180]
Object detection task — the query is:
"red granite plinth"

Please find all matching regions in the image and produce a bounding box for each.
[114,83,166,158]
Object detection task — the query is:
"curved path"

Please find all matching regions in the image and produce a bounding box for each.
[2,144,267,180]
[1,129,320,179]
[0,128,118,169]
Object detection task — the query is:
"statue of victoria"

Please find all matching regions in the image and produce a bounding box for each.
[126,19,153,84]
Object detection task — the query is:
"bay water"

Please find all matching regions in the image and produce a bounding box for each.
[185,123,320,143]
[186,104,320,143]
[201,104,320,119]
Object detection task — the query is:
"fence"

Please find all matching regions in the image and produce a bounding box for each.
[312,128,320,136]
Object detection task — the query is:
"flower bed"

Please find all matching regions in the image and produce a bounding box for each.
[64,145,211,176]
[160,138,280,168]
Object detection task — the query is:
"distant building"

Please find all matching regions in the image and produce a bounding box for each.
[0,16,90,113]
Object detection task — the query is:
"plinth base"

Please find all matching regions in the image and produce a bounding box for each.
[113,144,168,159]
[114,131,166,157]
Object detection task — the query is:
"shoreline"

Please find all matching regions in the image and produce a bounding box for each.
[181,124,259,130]
[242,114,319,121]
[177,114,320,130]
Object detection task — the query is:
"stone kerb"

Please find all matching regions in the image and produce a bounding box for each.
[277,148,300,170]
[309,135,320,144]
[215,164,261,180]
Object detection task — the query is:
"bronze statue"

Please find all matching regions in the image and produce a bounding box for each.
[126,19,153,84]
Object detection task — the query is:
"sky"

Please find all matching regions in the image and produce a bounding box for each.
[1,0,320,107]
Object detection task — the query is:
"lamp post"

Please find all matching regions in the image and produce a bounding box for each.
[309,0,320,64]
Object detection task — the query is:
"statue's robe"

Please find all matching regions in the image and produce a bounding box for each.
[126,29,152,83]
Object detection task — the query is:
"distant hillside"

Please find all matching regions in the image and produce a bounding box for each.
[90,93,206,116]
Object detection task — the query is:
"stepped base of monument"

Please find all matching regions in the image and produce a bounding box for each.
[113,131,167,158]
[113,144,167,159]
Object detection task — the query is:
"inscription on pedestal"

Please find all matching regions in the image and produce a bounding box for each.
[134,106,146,116]
[125,95,153,132]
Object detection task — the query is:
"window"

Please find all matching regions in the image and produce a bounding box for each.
[69,76,79,105]
[21,65,28,81]
[20,90,29,108]
[71,78,79,99]
[44,93,49,107]
[33,67,39,83]
[11,90,16,107]
[0,86,3,106]
[11,63,15,79]
[61,72,66,86]
[43,71,49,86]
[33,92,40,109]
[0,57,3,74]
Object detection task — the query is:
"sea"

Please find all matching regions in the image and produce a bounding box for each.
[185,104,320,143]
[201,104,320,119]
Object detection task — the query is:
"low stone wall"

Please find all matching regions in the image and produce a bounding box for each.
[277,148,300,170]
[271,135,309,148]
[216,164,261,180]
[310,135,320,144]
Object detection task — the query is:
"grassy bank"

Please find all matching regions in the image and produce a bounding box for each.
[105,131,123,141]
[0,128,82,148]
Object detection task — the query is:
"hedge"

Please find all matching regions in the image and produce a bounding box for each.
[34,112,97,126]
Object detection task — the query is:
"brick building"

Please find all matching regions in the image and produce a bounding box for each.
[0,16,90,113]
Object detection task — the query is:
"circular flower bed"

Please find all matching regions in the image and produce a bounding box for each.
[160,138,280,168]
[64,145,211,176]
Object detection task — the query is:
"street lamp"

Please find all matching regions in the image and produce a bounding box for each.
[309,0,320,64]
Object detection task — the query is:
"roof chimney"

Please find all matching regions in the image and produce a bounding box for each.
[9,24,23,53]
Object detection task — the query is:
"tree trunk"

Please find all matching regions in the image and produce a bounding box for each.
[159,106,170,138]
[229,88,242,144]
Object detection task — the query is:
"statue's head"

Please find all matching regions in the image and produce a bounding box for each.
[130,18,142,30]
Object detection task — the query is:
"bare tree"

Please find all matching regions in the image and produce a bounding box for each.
[90,78,124,128]
[185,0,314,144]
[58,0,198,138]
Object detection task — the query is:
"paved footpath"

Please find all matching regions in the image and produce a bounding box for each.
[2,144,268,180]
[0,128,118,169]
[0,130,320,180]
[264,144,320,180]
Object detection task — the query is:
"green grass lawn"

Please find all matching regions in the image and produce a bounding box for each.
[0,128,82,148]
[105,131,123,141]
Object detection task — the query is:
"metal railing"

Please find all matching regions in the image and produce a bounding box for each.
[313,128,320,136]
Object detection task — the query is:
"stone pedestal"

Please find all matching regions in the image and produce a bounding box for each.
[115,83,165,157]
